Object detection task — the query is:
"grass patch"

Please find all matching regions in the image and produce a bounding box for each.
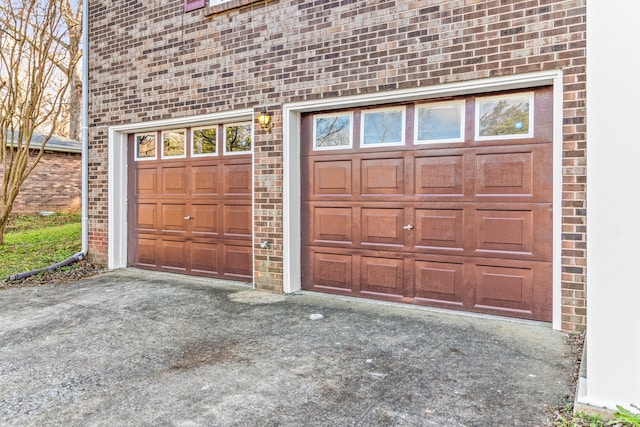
[554,403,640,426]
[7,212,81,233]
[0,218,81,279]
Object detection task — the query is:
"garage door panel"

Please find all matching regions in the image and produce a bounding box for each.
[191,242,219,275]
[160,239,188,272]
[361,158,404,196]
[223,245,252,279]
[360,256,404,298]
[312,252,353,292]
[361,208,404,246]
[313,207,352,244]
[134,238,158,267]
[223,204,252,237]
[135,203,157,231]
[313,160,352,196]
[474,145,551,201]
[223,164,251,196]
[135,168,157,196]
[161,204,187,233]
[474,205,552,260]
[474,264,533,317]
[161,167,187,196]
[476,209,532,254]
[191,204,218,236]
[476,152,532,196]
[414,260,465,307]
[191,165,218,196]
[414,155,464,197]
[415,208,464,250]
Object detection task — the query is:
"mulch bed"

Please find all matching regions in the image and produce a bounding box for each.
[0,260,105,291]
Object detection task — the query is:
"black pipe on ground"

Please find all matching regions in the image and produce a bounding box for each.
[7,252,85,282]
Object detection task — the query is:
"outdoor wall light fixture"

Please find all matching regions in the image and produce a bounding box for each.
[257,109,272,132]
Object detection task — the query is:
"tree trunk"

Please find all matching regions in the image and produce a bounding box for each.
[0,209,9,246]
[68,68,82,141]
[0,217,6,245]
[0,184,21,246]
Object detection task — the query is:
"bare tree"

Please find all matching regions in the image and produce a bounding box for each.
[0,0,81,244]
[0,1,81,140]
[60,0,82,141]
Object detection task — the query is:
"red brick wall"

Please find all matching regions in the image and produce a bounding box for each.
[253,108,284,292]
[88,0,586,331]
[1,151,81,215]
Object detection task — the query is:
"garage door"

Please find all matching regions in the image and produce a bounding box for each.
[301,88,553,321]
[128,123,253,281]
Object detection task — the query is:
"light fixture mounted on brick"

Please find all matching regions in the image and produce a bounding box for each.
[257,109,272,132]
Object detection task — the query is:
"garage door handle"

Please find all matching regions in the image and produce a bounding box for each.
[403,224,414,230]
[184,216,193,220]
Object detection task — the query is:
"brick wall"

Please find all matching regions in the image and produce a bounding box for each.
[1,151,81,215]
[253,108,284,292]
[88,0,586,331]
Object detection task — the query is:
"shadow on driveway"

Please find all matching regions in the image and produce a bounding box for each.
[0,269,573,426]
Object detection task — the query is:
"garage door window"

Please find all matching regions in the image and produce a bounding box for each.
[224,122,252,154]
[135,133,157,160]
[415,100,465,144]
[476,92,534,140]
[192,126,217,156]
[361,107,405,147]
[313,112,352,151]
[161,130,186,159]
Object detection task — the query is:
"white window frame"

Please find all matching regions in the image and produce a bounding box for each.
[223,122,253,156]
[414,100,466,144]
[475,92,534,141]
[134,132,157,161]
[312,112,353,151]
[191,126,218,157]
[360,106,406,148]
[160,129,187,159]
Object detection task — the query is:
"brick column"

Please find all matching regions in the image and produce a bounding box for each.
[252,107,284,292]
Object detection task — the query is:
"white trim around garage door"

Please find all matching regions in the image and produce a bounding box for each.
[283,70,564,330]
[107,109,254,272]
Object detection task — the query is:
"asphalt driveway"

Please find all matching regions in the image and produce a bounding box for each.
[0,269,573,426]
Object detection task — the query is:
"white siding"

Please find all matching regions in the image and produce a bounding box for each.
[583,1,640,411]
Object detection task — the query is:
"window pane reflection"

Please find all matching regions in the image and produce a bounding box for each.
[225,123,252,153]
[192,127,217,155]
[362,109,404,146]
[136,133,156,159]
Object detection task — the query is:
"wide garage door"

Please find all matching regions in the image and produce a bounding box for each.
[128,123,253,281]
[301,87,553,321]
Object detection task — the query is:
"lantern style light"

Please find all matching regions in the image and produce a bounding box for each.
[257,109,272,132]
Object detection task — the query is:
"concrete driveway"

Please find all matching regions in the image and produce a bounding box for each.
[0,269,573,426]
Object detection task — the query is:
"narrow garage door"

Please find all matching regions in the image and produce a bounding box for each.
[301,87,553,321]
[128,123,253,281]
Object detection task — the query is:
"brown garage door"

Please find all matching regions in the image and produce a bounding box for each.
[128,123,253,281]
[301,87,553,321]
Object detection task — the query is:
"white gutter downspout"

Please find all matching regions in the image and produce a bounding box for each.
[80,0,89,256]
